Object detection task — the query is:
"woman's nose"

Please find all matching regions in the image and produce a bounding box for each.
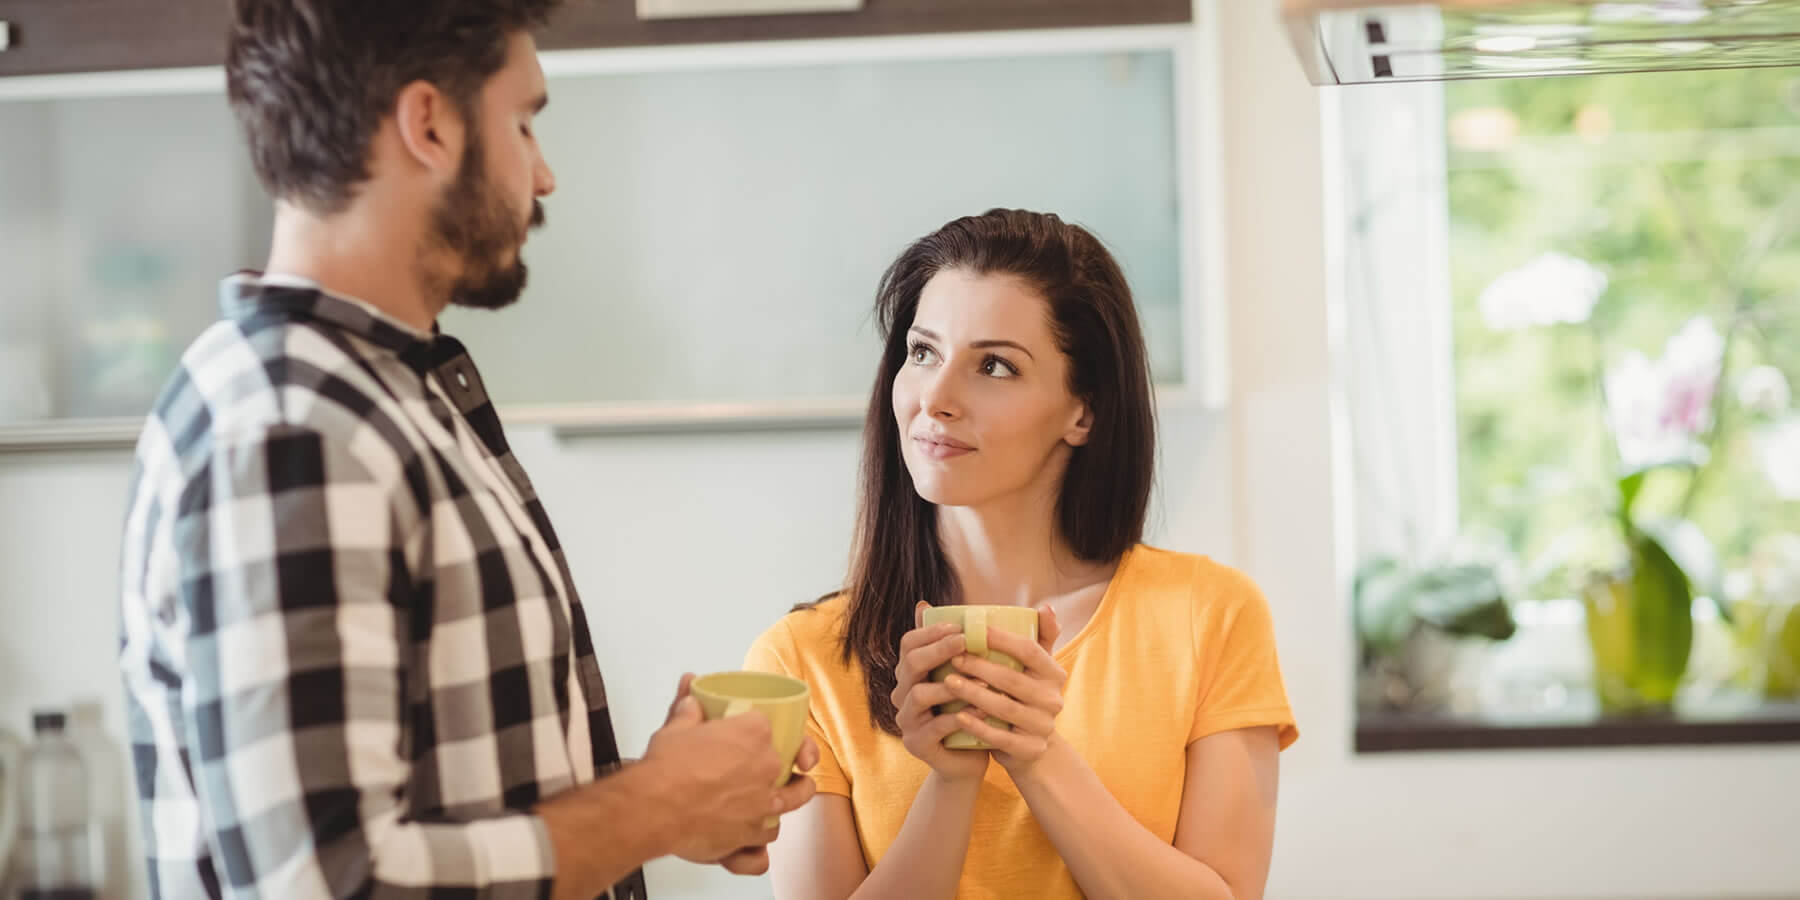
[918,371,960,420]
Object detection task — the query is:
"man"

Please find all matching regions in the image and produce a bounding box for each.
[117,3,816,898]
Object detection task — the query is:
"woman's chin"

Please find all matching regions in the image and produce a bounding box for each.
[909,476,987,509]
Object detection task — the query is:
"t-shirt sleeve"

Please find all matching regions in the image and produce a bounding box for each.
[1190,571,1300,750]
[745,618,853,797]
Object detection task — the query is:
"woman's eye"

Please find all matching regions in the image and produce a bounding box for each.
[910,343,940,365]
[982,356,1019,378]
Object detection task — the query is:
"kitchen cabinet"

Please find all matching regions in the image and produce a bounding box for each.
[541,0,1190,50]
[0,0,228,78]
[445,34,1196,429]
[0,10,1216,449]
[0,0,1190,78]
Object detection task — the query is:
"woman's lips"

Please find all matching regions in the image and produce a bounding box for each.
[913,434,975,460]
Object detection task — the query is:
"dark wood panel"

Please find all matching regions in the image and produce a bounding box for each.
[541,0,1191,51]
[0,0,231,77]
[0,0,1189,80]
[1356,703,1800,753]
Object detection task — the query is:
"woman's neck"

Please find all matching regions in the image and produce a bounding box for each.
[936,485,1114,609]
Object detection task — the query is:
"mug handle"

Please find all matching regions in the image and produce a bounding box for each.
[964,606,988,657]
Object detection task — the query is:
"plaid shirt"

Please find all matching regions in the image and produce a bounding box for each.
[119,274,648,900]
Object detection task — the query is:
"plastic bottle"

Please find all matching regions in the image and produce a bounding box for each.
[9,712,97,900]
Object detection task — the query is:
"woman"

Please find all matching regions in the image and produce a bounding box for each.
[747,209,1298,900]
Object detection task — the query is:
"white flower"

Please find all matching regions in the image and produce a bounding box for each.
[1661,317,1725,426]
[1754,420,1800,500]
[1605,317,1723,472]
[1737,365,1792,417]
[1478,252,1607,332]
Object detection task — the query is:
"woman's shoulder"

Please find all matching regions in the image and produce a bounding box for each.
[1121,544,1266,612]
[745,593,851,672]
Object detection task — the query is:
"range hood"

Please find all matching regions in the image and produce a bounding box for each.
[1283,0,1800,84]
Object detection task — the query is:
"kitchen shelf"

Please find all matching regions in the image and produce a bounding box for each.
[1356,701,1800,753]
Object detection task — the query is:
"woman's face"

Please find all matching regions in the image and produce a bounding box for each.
[893,268,1092,509]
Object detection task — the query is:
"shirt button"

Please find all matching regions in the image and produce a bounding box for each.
[456,371,470,390]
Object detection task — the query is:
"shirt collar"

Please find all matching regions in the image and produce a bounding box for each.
[218,271,444,373]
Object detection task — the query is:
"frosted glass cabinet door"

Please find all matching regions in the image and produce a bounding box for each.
[0,37,1190,435]
[0,91,271,425]
[441,46,1186,412]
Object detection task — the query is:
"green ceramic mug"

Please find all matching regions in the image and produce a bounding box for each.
[922,605,1039,750]
[690,670,811,826]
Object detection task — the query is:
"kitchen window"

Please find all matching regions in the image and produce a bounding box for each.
[1342,65,1800,750]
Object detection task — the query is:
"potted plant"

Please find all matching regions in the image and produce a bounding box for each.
[1478,251,1742,715]
[1355,555,1518,713]
[1733,534,1800,700]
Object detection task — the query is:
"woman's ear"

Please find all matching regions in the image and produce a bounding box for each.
[1065,402,1094,447]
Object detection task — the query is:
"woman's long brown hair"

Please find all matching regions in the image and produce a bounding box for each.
[815,209,1158,736]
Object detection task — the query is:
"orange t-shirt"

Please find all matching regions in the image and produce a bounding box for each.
[744,544,1299,900]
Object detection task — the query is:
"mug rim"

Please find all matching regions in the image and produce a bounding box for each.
[921,604,1039,620]
[690,670,810,704]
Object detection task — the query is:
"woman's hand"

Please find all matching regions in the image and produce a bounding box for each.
[892,602,992,782]
[943,606,1066,775]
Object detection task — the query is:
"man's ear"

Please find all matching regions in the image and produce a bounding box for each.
[391,80,463,177]
[1065,402,1094,447]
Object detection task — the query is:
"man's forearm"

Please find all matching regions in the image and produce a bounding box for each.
[539,759,683,900]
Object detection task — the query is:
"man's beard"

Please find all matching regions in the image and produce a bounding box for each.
[424,134,545,312]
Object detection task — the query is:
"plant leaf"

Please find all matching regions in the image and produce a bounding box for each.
[1408,563,1517,641]
[1640,517,1731,626]
[1626,526,1695,700]
[1353,557,1415,657]
[1619,469,1649,525]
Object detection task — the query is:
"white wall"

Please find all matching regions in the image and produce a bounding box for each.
[0,453,142,900]
[3,3,1798,900]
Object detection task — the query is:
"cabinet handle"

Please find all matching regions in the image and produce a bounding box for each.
[0,21,11,53]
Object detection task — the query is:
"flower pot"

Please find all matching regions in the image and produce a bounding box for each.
[1583,573,1691,715]
[1736,597,1800,700]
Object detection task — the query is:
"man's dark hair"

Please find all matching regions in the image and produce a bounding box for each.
[226,1,560,215]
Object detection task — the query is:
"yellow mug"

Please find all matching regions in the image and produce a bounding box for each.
[922,605,1039,750]
[691,670,811,826]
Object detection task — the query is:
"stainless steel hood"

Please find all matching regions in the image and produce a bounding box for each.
[1284,0,1800,84]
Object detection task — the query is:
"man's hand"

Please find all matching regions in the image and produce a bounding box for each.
[666,672,775,875]
[661,673,824,876]
[648,674,821,868]
[708,729,823,876]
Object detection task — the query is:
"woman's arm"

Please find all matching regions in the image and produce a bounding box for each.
[769,770,985,900]
[948,623,1282,900]
[1001,727,1281,900]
